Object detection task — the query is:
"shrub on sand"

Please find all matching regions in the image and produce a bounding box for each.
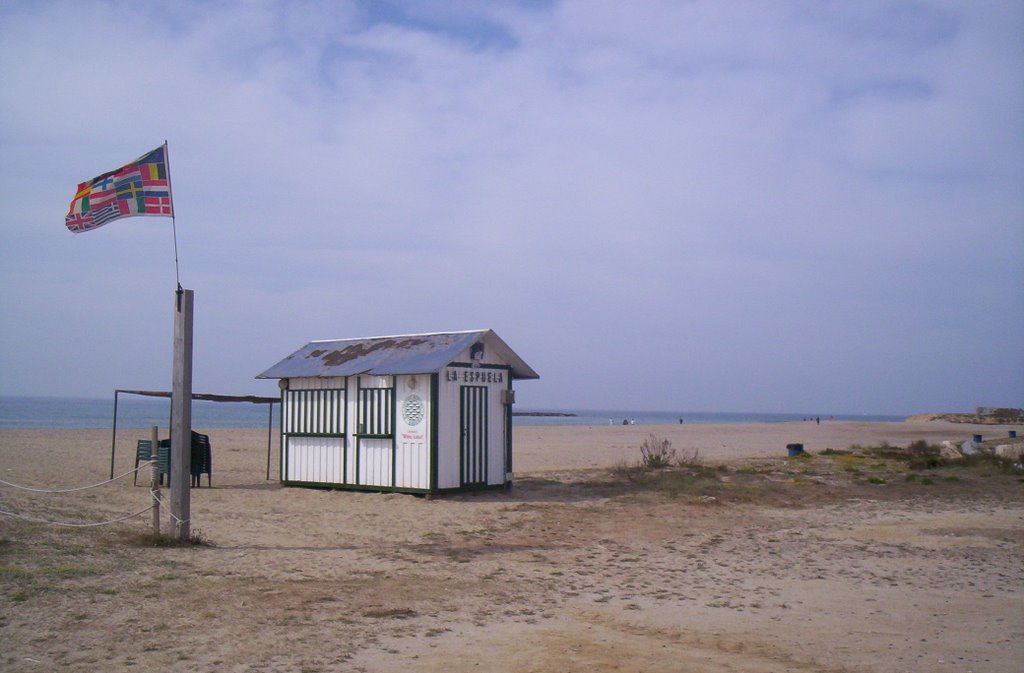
[907,439,944,470]
[640,434,676,469]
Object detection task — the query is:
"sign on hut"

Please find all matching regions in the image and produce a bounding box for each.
[257,329,539,494]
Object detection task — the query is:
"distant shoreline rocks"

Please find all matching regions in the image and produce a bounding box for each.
[906,408,1024,424]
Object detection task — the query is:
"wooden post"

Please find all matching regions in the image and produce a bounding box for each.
[150,425,161,536]
[170,288,193,541]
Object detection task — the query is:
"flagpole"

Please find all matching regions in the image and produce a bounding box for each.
[163,140,181,291]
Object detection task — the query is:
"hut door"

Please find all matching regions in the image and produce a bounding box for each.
[460,385,488,486]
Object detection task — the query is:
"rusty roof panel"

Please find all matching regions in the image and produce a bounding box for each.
[257,329,539,380]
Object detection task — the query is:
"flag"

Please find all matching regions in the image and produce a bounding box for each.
[65,145,174,233]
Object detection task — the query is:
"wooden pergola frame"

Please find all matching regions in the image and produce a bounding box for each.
[109,388,278,481]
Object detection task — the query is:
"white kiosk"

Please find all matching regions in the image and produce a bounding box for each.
[257,329,539,494]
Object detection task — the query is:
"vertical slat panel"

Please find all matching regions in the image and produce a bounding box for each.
[288,436,295,480]
[475,389,483,483]
[333,390,339,434]
[437,371,457,490]
[482,387,489,484]
[305,390,313,434]
[376,440,385,483]
[317,390,323,433]
[357,438,393,487]
[396,441,405,487]
[314,390,320,432]
[476,388,483,482]
[347,439,355,484]
[284,436,344,483]
[280,380,346,484]
[405,442,412,487]
[324,436,330,482]
[323,437,330,483]
[328,390,336,435]
[395,441,426,489]
[459,385,488,486]
[459,387,466,485]
[470,388,477,483]
[378,389,383,434]
[413,442,420,487]
[314,437,320,480]
[282,386,346,436]
[471,387,477,483]
[358,387,393,436]
[465,388,472,483]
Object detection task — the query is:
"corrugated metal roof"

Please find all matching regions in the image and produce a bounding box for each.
[256,329,539,380]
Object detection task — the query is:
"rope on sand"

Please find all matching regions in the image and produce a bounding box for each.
[0,461,154,493]
[0,462,159,527]
[0,504,155,528]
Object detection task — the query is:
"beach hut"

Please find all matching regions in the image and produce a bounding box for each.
[257,329,539,494]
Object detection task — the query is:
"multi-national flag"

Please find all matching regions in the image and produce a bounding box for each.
[65,145,174,233]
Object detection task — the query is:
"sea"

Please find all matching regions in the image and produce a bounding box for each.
[0,395,905,430]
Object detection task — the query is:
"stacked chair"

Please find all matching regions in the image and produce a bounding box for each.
[134,432,211,487]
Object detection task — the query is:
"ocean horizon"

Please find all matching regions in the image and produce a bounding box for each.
[0,395,906,430]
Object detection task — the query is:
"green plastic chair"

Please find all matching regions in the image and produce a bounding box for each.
[134,439,170,486]
[190,432,212,487]
[133,439,152,486]
[135,434,210,487]
[158,439,171,483]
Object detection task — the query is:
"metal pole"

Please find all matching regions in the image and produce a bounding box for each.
[170,288,193,540]
[110,390,119,479]
[150,425,161,536]
[266,402,273,481]
[164,140,181,289]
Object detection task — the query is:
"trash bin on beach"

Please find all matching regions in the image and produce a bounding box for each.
[973,434,983,443]
[787,443,805,456]
[1010,431,1017,439]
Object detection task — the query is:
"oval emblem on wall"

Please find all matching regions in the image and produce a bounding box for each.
[402,394,424,426]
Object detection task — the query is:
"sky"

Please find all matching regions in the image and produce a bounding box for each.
[1,0,1021,416]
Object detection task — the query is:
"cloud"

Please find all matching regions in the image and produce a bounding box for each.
[0,0,1021,413]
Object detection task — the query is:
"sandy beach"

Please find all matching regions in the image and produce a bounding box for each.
[2,420,1022,672]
